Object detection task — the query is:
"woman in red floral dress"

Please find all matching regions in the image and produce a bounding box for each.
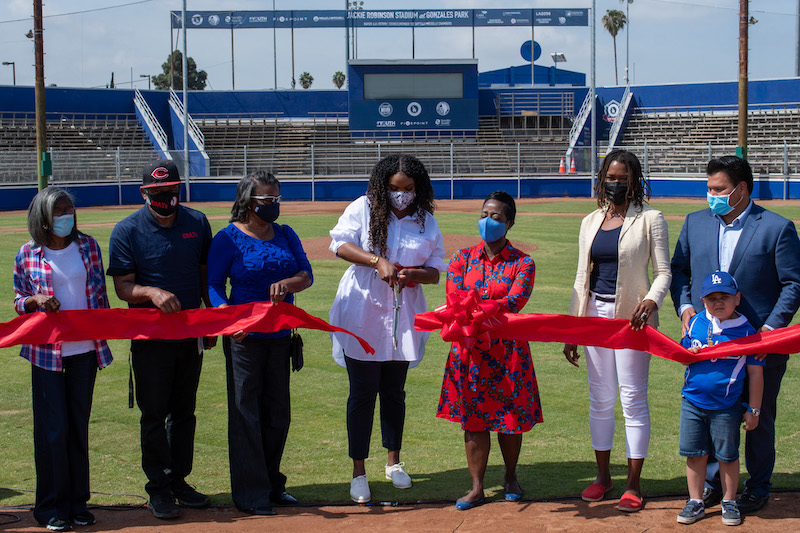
[437,191,541,510]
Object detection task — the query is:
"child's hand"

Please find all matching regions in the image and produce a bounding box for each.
[743,412,760,431]
[688,346,700,354]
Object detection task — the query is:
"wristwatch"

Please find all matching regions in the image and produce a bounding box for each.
[748,406,761,417]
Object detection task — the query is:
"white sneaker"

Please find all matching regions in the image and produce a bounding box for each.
[350,475,371,503]
[385,462,412,489]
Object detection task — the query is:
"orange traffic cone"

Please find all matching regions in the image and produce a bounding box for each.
[569,157,577,173]
[558,157,566,173]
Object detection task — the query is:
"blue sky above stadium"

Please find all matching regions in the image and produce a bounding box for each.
[0,0,797,90]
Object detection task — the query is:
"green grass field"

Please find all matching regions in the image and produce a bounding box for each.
[0,199,798,507]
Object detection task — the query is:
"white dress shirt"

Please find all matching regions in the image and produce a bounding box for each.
[328,195,446,367]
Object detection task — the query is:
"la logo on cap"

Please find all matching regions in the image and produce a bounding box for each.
[712,273,722,285]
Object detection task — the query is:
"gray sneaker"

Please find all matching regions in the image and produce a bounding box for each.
[721,500,742,526]
[677,499,705,524]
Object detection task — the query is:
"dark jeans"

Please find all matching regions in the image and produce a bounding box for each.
[31,351,98,526]
[705,353,788,496]
[131,339,203,497]
[345,356,409,460]
[223,335,291,510]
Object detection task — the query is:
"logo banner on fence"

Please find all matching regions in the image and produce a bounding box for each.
[171,9,589,29]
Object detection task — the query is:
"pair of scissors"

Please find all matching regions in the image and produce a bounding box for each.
[392,283,401,348]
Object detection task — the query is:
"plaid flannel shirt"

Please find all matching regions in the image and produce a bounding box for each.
[13,233,113,371]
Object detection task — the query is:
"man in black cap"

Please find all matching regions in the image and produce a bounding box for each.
[107,159,215,519]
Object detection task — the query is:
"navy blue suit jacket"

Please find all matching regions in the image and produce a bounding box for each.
[671,203,800,330]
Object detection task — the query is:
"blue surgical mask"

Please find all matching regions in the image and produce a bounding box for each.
[478,216,507,243]
[52,214,74,238]
[707,187,743,216]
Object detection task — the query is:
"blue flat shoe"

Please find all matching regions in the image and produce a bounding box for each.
[505,490,523,502]
[455,497,486,511]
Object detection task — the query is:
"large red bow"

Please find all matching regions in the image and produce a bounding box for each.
[432,290,504,349]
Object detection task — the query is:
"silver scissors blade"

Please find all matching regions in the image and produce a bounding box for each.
[392,284,401,349]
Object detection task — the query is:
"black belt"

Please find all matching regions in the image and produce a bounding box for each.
[592,292,616,303]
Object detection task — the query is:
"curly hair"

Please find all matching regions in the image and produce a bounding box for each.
[366,154,436,257]
[595,149,650,209]
[230,169,280,223]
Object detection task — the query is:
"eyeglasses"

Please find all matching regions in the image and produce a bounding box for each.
[252,195,281,204]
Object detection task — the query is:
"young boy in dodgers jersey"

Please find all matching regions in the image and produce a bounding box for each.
[676,271,764,527]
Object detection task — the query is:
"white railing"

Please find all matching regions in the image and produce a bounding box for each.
[133,89,170,155]
[565,91,594,159]
[169,89,205,149]
[606,85,633,155]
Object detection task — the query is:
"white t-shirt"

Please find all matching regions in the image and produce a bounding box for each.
[43,241,95,356]
[328,195,446,367]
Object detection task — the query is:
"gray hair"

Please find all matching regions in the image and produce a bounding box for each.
[27,186,77,246]
[230,170,281,223]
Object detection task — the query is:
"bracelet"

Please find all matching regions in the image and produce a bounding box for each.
[368,255,380,268]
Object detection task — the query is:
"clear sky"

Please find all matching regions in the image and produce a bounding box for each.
[0,0,798,91]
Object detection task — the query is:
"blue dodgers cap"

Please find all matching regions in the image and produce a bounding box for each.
[701,270,739,297]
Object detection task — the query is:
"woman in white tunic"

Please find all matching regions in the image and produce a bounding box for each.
[329,154,445,504]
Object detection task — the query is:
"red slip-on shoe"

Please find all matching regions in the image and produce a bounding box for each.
[618,492,644,512]
[581,481,613,502]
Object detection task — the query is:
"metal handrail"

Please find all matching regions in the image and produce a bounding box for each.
[169,89,205,148]
[133,89,169,152]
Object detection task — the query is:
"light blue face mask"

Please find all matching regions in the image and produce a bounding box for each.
[52,214,75,238]
[706,187,743,216]
[478,216,507,243]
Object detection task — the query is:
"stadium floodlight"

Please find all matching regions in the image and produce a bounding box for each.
[2,61,15,85]
[139,74,151,90]
[550,53,567,64]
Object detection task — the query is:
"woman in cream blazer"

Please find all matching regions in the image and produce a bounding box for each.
[563,150,671,512]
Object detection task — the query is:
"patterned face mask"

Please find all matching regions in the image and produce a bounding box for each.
[389,190,416,211]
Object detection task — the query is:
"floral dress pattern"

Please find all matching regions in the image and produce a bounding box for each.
[436,241,542,433]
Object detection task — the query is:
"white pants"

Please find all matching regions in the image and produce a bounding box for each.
[584,295,651,459]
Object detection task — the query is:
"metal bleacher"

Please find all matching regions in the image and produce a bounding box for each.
[0,113,158,183]
[620,103,800,175]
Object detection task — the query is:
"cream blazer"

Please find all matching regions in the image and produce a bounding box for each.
[569,203,672,327]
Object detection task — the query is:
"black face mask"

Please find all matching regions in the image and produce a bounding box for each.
[147,191,179,217]
[604,181,629,205]
[253,203,280,223]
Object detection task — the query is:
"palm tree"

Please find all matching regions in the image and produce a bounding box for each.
[602,9,627,85]
[299,72,314,89]
[332,71,346,89]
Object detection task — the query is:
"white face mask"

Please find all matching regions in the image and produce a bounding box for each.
[389,190,416,211]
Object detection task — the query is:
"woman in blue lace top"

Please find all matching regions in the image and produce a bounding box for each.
[207,170,313,516]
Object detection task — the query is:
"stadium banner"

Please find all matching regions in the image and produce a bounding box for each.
[171,9,588,29]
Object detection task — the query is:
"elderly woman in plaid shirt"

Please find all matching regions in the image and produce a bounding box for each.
[13,187,112,532]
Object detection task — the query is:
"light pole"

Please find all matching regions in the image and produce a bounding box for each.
[139,74,151,90]
[620,0,633,85]
[2,61,15,85]
[349,1,364,59]
[550,53,566,86]
[273,0,277,90]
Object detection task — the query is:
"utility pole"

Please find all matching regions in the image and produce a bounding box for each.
[737,0,748,160]
[33,0,49,191]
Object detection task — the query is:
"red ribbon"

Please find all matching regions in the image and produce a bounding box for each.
[2,302,374,354]
[415,293,799,364]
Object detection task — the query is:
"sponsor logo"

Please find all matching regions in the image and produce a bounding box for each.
[435,118,451,126]
[151,167,171,181]
[559,16,567,24]
[604,99,620,122]
[407,102,422,117]
[279,16,286,23]
[314,16,319,22]
[376,120,396,127]
[182,231,198,239]
[191,14,203,25]
[208,15,220,26]
[378,102,393,117]
[435,101,451,116]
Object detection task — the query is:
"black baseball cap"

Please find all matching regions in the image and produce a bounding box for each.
[142,159,181,189]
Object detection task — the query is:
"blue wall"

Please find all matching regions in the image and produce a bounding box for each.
[186,90,348,117]
[479,63,586,87]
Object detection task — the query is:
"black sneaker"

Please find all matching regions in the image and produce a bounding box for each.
[721,500,742,526]
[71,511,96,526]
[736,488,768,514]
[171,480,211,508]
[45,518,72,532]
[677,499,705,524]
[702,487,723,508]
[147,492,181,519]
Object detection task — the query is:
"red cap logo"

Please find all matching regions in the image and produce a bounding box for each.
[151,167,171,181]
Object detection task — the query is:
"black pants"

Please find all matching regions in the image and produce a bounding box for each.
[31,351,97,526]
[131,339,203,497]
[224,335,291,510]
[345,356,409,460]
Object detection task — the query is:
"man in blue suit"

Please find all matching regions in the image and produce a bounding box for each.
[671,155,800,514]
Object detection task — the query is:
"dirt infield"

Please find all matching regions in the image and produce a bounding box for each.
[3,493,800,532]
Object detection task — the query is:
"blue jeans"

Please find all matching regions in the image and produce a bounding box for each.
[679,397,743,463]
